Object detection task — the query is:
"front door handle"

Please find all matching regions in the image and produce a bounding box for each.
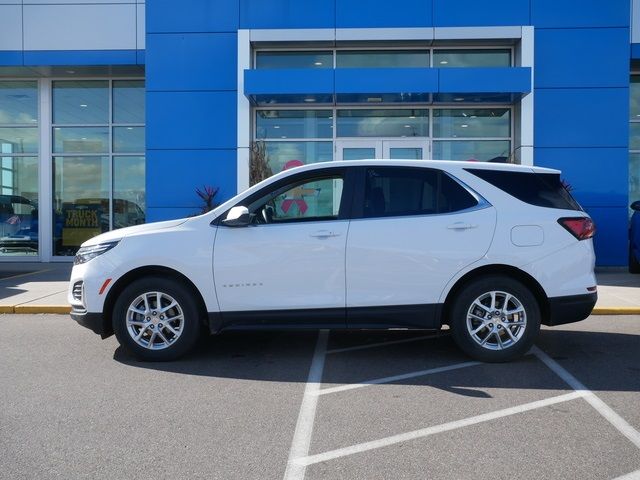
[310,230,340,238]
[447,222,478,230]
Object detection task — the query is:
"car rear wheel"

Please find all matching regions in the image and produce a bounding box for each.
[113,277,201,361]
[450,275,541,362]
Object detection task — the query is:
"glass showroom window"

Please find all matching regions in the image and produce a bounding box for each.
[433,49,512,68]
[255,110,333,174]
[0,81,39,256]
[52,80,145,256]
[255,48,510,70]
[336,109,429,137]
[336,50,429,68]
[255,51,333,69]
[433,108,511,162]
[629,76,640,210]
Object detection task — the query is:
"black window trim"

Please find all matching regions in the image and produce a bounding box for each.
[214,166,357,226]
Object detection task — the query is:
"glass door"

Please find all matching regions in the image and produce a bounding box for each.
[336,139,382,161]
[336,139,429,161]
[383,139,429,160]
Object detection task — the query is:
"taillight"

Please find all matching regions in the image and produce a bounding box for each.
[558,217,596,240]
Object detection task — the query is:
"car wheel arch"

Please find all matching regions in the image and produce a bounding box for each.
[102,265,208,338]
[441,264,549,327]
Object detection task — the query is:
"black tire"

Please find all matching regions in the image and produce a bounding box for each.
[113,276,202,361]
[629,245,640,274]
[449,275,541,363]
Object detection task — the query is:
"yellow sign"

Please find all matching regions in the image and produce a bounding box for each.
[62,208,101,246]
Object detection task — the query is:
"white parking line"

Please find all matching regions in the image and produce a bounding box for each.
[316,361,481,396]
[532,346,640,450]
[283,330,329,480]
[613,469,640,480]
[293,391,585,467]
[326,334,442,354]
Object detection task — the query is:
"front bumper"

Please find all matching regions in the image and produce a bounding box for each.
[545,292,597,326]
[70,307,111,338]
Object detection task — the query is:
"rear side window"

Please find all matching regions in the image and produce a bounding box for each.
[363,167,478,218]
[466,169,582,211]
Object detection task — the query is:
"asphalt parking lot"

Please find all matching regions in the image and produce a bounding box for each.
[1,314,639,480]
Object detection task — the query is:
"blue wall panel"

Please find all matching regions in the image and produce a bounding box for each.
[534,148,628,208]
[336,0,432,27]
[146,149,237,213]
[438,67,531,93]
[147,0,239,33]
[433,0,529,26]
[535,88,628,148]
[147,33,236,91]
[535,28,629,88]
[146,207,203,222]
[584,207,629,266]
[0,51,23,65]
[240,0,335,29]
[531,0,629,27]
[245,69,334,95]
[335,68,438,93]
[147,91,237,150]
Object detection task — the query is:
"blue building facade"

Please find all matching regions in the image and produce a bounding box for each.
[0,0,638,264]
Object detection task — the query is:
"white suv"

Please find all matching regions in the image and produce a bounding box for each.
[69,160,597,362]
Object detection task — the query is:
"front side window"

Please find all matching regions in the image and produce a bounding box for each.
[363,167,477,218]
[249,175,344,224]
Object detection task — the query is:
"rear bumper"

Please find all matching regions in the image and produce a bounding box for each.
[70,308,110,338]
[545,292,597,326]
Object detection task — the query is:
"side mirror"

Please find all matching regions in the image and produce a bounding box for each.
[631,200,640,212]
[222,206,251,227]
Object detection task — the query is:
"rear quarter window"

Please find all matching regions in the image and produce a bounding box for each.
[465,169,582,211]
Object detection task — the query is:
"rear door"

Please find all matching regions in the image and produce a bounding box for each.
[346,166,497,328]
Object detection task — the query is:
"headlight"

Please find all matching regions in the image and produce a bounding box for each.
[74,241,120,265]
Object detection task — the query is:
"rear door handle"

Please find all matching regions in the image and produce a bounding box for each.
[447,222,478,230]
[310,230,340,238]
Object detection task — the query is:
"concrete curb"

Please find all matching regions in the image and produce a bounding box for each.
[0,305,71,314]
[591,307,640,315]
[0,306,638,315]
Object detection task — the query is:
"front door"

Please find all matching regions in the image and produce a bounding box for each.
[336,139,429,161]
[213,169,351,327]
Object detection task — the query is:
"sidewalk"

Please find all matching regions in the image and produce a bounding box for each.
[0,263,638,314]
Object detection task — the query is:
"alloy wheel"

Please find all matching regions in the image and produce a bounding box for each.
[125,291,184,350]
[466,290,527,351]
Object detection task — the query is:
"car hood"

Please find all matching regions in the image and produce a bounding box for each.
[80,218,189,247]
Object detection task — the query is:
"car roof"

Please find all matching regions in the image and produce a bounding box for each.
[279,159,560,175]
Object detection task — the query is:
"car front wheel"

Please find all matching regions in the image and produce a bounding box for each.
[450,275,541,362]
[113,277,201,361]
